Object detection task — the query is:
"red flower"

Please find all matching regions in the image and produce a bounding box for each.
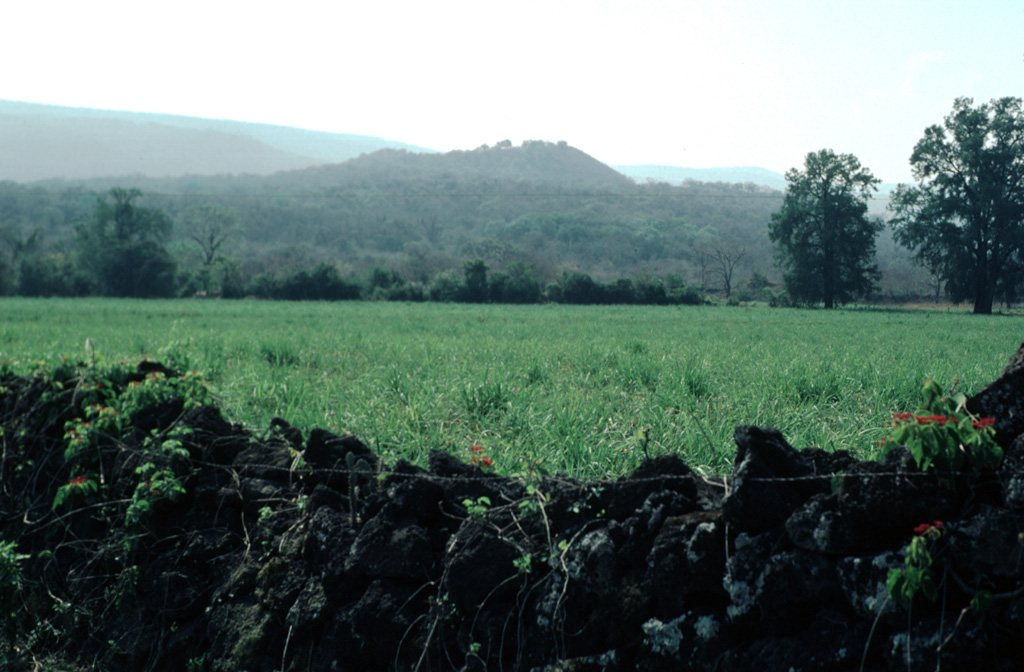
[972,418,995,428]
[893,412,914,421]
[915,415,948,425]
[469,444,484,455]
[69,475,88,486]
[913,520,944,536]
[480,457,494,468]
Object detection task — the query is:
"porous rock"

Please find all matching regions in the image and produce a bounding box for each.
[967,341,1024,446]
[723,425,831,533]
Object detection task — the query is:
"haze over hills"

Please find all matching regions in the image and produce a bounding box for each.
[5,99,798,190]
[614,165,788,191]
[0,99,434,181]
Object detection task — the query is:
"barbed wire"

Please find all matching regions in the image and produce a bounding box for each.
[187,455,1002,488]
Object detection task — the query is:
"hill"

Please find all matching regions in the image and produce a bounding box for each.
[4,139,789,295]
[258,140,636,192]
[0,99,433,181]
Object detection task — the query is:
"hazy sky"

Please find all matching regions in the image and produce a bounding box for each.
[4,0,1022,183]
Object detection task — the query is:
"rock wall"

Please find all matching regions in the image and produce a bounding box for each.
[2,349,1024,671]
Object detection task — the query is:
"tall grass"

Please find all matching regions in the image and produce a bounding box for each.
[0,298,1018,478]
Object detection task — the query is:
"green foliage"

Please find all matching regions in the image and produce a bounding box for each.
[75,188,177,297]
[32,357,209,543]
[259,263,361,301]
[18,251,91,297]
[889,97,1024,314]
[462,259,489,302]
[880,379,1002,485]
[125,462,186,529]
[52,473,99,510]
[491,261,541,303]
[0,539,28,649]
[553,270,702,305]
[120,368,212,415]
[462,496,492,519]
[887,522,943,608]
[427,269,464,302]
[769,149,883,308]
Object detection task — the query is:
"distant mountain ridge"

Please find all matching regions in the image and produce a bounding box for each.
[0,99,434,181]
[3,100,804,194]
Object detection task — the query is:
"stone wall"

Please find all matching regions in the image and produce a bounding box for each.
[2,348,1024,671]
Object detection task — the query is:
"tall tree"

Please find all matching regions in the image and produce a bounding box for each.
[75,188,176,297]
[769,149,882,308]
[889,97,1024,314]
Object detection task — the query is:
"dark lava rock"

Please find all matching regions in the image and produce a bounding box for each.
[723,425,832,533]
[837,447,961,541]
[344,509,434,579]
[304,428,376,490]
[646,511,728,614]
[967,341,1024,447]
[444,518,521,612]
[786,492,858,555]
[181,404,247,464]
[724,530,842,636]
[998,436,1024,510]
[232,441,294,482]
[948,505,1024,580]
[720,609,867,672]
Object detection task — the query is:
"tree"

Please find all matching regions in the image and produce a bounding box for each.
[768,149,882,308]
[75,188,176,297]
[712,243,746,298]
[462,259,489,302]
[889,97,1024,314]
[179,204,239,267]
[559,271,604,304]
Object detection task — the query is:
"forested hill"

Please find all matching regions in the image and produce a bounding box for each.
[2,131,929,301]
[3,139,799,293]
[0,99,432,181]
[269,141,635,191]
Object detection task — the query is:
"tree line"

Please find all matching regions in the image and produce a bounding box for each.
[771,96,1024,314]
[0,186,714,305]
[242,260,711,306]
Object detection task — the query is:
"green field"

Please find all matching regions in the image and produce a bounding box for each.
[1,298,1019,478]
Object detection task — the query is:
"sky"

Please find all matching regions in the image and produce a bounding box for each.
[3,0,1022,184]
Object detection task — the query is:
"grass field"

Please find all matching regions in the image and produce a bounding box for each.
[1,297,1019,478]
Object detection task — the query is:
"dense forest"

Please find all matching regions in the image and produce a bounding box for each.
[0,139,931,303]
